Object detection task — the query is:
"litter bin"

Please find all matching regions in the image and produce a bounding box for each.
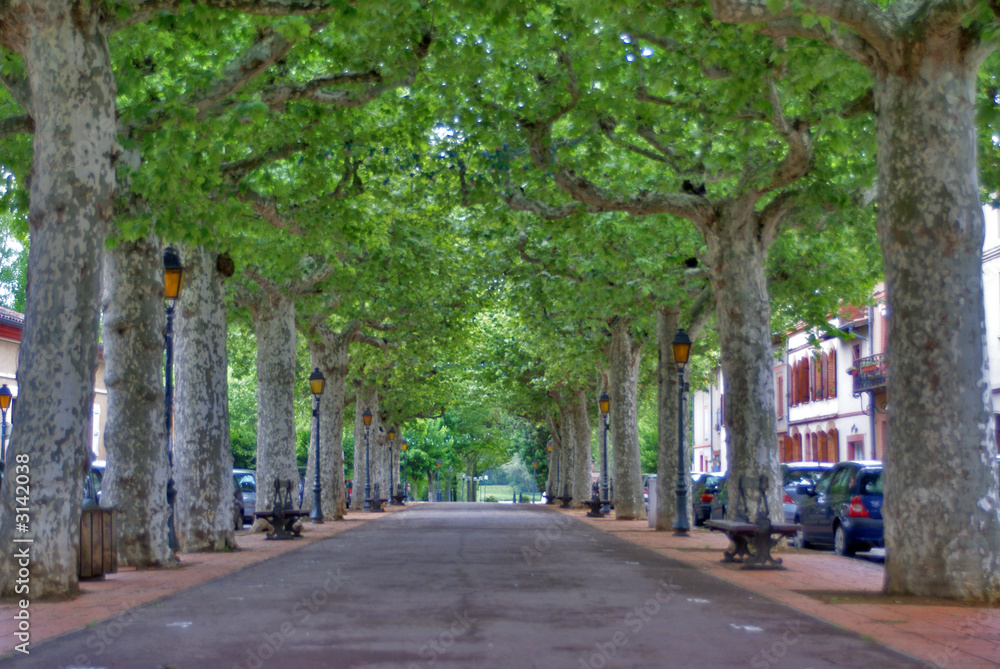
[79,505,116,579]
[647,475,657,528]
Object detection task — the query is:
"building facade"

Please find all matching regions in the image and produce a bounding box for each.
[691,285,889,470]
[0,306,108,460]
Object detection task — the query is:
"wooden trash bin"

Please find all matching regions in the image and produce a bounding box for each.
[79,507,117,579]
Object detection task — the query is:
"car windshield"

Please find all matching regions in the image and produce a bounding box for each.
[783,469,827,487]
[237,474,255,493]
[703,475,722,488]
[859,470,883,495]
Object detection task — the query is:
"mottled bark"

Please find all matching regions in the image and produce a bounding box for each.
[303,331,351,520]
[250,293,299,530]
[100,236,174,566]
[174,245,235,552]
[655,307,685,531]
[0,5,117,597]
[569,389,593,504]
[609,319,645,520]
[352,388,381,508]
[706,207,781,522]
[876,58,1000,601]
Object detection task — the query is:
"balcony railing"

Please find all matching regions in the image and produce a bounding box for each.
[851,353,886,394]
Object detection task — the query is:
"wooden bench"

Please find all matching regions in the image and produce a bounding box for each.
[705,518,800,569]
[704,474,799,569]
[254,477,308,540]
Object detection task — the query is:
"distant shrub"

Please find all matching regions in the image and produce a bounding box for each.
[484,496,499,503]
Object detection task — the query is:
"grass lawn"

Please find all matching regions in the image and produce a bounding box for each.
[475,484,542,502]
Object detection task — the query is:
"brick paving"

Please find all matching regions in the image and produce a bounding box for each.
[1,503,998,668]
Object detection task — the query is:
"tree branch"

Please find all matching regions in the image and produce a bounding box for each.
[710,0,885,67]
[0,114,33,138]
[504,190,584,219]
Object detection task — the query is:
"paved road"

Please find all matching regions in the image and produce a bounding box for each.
[6,504,927,668]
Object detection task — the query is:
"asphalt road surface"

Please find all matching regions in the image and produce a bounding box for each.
[5,504,928,668]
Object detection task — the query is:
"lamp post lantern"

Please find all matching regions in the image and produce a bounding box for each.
[163,246,184,552]
[599,392,610,513]
[0,384,11,461]
[309,368,325,522]
[672,329,693,534]
[362,409,372,510]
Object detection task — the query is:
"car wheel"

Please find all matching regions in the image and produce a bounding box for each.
[834,525,856,557]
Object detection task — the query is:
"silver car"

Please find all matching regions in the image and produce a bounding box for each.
[233,469,256,525]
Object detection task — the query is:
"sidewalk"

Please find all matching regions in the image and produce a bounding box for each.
[3,504,998,668]
[560,507,1000,669]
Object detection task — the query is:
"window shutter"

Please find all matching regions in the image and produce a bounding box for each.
[827,427,839,462]
[827,350,837,398]
[789,365,797,407]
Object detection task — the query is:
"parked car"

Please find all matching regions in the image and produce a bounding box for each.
[781,462,834,523]
[83,460,105,508]
[233,469,256,525]
[793,461,883,556]
[691,473,724,525]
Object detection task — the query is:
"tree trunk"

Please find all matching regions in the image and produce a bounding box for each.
[545,412,562,504]
[250,293,299,531]
[352,388,380,508]
[174,245,235,552]
[546,412,566,499]
[876,56,1000,601]
[706,207,781,522]
[655,306,689,531]
[100,236,174,566]
[569,389,593,505]
[0,6,117,598]
[609,319,645,520]
[303,331,350,520]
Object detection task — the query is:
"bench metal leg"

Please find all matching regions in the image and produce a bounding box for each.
[722,535,753,563]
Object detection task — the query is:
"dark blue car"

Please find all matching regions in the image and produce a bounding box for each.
[793,461,883,557]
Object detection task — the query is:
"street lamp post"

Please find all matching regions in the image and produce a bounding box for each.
[362,409,372,510]
[0,384,11,462]
[545,441,555,504]
[532,460,538,503]
[435,459,442,501]
[401,440,408,501]
[599,392,610,514]
[309,368,325,522]
[389,428,396,504]
[672,329,693,534]
[163,247,184,552]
